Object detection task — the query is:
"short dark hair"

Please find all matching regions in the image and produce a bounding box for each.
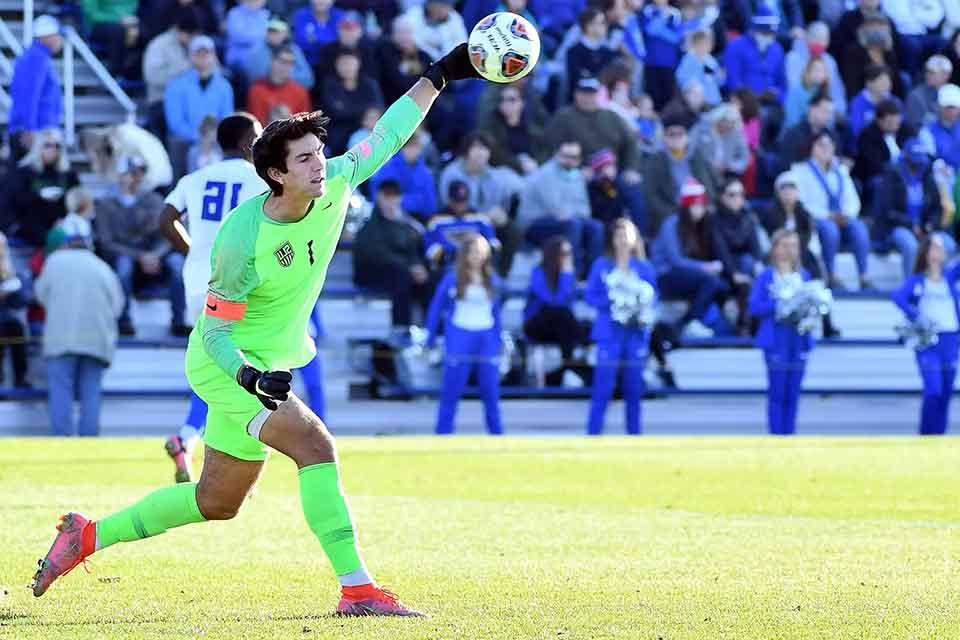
[217,112,260,155]
[806,128,836,156]
[876,98,902,119]
[864,64,891,84]
[252,111,329,195]
[377,178,401,194]
[175,7,200,32]
[272,45,295,60]
[459,131,494,157]
[578,7,603,30]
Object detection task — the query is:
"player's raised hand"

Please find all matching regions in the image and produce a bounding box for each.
[237,365,292,410]
[422,43,481,90]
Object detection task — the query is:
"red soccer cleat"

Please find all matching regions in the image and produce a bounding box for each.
[31,512,96,597]
[336,584,426,617]
[165,435,192,483]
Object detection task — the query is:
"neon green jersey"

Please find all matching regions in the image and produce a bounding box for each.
[186,95,425,380]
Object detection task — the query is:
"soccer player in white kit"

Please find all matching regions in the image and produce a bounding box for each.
[159,113,325,482]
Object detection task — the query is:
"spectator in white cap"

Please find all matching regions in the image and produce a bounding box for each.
[7,15,62,165]
[918,83,960,169]
[906,55,955,131]
[163,35,235,180]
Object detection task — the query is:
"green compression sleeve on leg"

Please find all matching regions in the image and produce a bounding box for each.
[298,463,363,576]
[96,483,206,550]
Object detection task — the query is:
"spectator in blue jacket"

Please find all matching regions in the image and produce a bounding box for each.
[585,218,657,435]
[8,15,63,165]
[724,6,787,103]
[650,178,732,337]
[425,233,504,435]
[641,0,684,110]
[675,27,723,109]
[424,180,499,272]
[919,83,960,170]
[369,130,437,222]
[224,0,269,70]
[523,236,586,380]
[848,64,902,140]
[749,229,815,435]
[566,7,618,100]
[164,36,235,180]
[892,234,960,435]
[292,0,345,66]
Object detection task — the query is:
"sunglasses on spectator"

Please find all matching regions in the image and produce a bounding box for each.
[558,153,581,162]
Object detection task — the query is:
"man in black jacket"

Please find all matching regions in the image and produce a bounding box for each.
[873,138,956,280]
[853,98,913,209]
[353,179,431,328]
[777,90,845,171]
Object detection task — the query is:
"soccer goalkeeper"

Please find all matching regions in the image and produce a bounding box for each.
[31,44,481,617]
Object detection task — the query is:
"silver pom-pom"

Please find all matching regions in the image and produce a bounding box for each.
[604,268,656,328]
[895,317,940,351]
[772,275,833,335]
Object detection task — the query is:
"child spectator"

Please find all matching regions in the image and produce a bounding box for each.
[919,83,960,169]
[347,106,383,151]
[640,0,683,110]
[784,56,831,130]
[566,7,618,100]
[425,234,504,435]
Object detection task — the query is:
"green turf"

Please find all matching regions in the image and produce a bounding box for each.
[1,437,958,639]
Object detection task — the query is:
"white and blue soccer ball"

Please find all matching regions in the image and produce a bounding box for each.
[468,12,541,83]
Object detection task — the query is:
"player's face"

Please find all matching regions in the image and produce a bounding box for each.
[282,134,326,198]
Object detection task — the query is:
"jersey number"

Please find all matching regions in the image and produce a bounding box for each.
[201,181,243,221]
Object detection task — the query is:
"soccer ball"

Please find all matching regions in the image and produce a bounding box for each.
[468,12,541,83]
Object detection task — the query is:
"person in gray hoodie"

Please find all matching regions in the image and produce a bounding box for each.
[35,229,124,436]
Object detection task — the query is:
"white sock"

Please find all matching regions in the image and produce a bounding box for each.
[337,563,374,587]
[178,424,202,449]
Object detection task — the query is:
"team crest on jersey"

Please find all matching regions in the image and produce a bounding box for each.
[274,241,295,267]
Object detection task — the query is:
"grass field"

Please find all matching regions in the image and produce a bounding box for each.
[0,437,958,639]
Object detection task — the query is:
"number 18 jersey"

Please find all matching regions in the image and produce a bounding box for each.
[164,159,267,322]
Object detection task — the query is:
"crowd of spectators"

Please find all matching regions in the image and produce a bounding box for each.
[11,0,960,423]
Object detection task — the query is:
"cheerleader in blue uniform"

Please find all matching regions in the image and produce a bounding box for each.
[425,233,504,435]
[749,230,815,436]
[586,218,658,436]
[892,234,960,435]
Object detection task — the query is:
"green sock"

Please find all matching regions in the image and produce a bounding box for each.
[96,483,206,550]
[299,463,368,582]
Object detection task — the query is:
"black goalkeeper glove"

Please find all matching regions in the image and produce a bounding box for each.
[422,42,482,91]
[237,365,292,411]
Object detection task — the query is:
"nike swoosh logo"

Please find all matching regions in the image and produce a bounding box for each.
[321,202,333,210]
[206,303,217,311]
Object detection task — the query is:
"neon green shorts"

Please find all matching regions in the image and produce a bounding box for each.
[185,347,271,462]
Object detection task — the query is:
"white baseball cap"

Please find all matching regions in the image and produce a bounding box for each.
[33,15,61,38]
[939,83,960,108]
[188,35,216,55]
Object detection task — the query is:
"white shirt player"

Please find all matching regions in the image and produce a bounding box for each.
[164,157,267,323]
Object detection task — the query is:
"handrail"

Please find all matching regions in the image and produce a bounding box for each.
[22,0,32,45]
[63,29,74,145]
[0,18,23,57]
[0,85,10,110]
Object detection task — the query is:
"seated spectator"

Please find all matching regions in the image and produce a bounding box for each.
[906,54,953,131]
[83,0,141,79]
[853,98,912,199]
[829,0,889,61]
[723,6,787,104]
[724,0,804,40]
[566,7,619,101]
[689,103,750,184]
[375,14,432,105]
[642,111,719,237]
[95,155,187,337]
[313,11,377,91]
[246,47,312,127]
[713,177,763,333]
[292,0,345,66]
[369,129,438,222]
[760,171,840,336]
[785,21,847,116]
[6,128,78,249]
[317,49,383,156]
[546,77,643,184]
[245,19,315,89]
[634,94,663,155]
[791,130,872,289]
[518,141,603,278]
[424,180,499,272]
[848,64,902,140]
[353,180,430,329]
[439,132,524,276]
[840,11,904,100]
[874,138,956,279]
[480,83,547,175]
[588,148,645,229]
[919,83,960,169]
[778,90,839,169]
[347,106,383,151]
[139,0,219,42]
[163,36,234,180]
[403,0,468,61]
[61,186,95,241]
[597,60,642,134]
[663,78,710,131]
[881,0,945,76]
[523,236,587,383]
[34,230,124,436]
[675,26,723,109]
[186,115,222,174]
[142,9,199,138]
[784,56,832,130]
[224,0,268,71]
[640,0,684,109]
[0,232,28,388]
[650,178,731,337]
